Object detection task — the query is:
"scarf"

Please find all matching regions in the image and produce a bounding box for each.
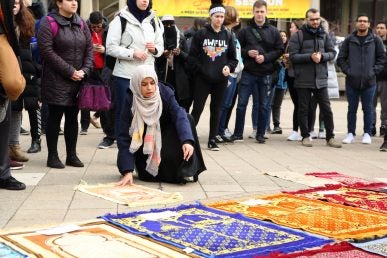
[127,0,151,23]
[129,65,162,176]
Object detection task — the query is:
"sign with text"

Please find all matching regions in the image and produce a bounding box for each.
[153,0,310,19]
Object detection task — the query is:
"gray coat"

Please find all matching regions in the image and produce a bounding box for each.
[289,25,336,89]
[337,29,385,89]
[38,11,93,106]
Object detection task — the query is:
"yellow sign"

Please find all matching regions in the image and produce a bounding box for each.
[153,0,310,19]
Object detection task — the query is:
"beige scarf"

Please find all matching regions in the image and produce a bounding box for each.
[129,65,163,176]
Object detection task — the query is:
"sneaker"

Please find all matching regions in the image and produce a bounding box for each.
[380,141,387,152]
[266,127,273,134]
[302,137,313,147]
[80,129,88,135]
[287,131,302,141]
[380,126,386,137]
[98,139,114,149]
[90,116,101,128]
[208,140,220,151]
[20,127,30,135]
[256,135,266,144]
[309,131,317,139]
[318,131,326,139]
[10,160,24,170]
[327,138,342,148]
[248,129,257,139]
[224,128,232,138]
[362,133,372,144]
[271,126,282,134]
[214,135,224,144]
[0,176,26,190]
[342,133,355,144]
[59,129,64,135]
[230,135,244,142]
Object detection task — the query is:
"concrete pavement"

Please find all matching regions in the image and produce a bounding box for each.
[1,96,386,233]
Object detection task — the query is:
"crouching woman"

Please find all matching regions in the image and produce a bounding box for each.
[116,65,206,185]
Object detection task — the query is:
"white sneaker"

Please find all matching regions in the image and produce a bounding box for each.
[248,129,257,139]
[362,133,372,144]
[342,133,355,144]
[224,128,232,138]
[287,131,302,141]
[318,131,326,139]
[309,131,317,139]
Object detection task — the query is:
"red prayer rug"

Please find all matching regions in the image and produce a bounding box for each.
[305,172,387,188]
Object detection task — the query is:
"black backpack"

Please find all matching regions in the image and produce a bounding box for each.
[105,16,157,70]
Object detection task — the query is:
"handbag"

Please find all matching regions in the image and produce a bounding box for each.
[0,34,26,101]
[77,77,111,111]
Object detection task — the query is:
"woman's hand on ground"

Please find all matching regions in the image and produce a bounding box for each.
[115,173,133,186]
[182,144,194,161]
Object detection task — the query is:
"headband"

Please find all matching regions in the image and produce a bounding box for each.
[209,6,225,16]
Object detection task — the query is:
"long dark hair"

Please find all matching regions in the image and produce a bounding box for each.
[14,0,35,44]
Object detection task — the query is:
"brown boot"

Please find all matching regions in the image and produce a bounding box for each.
[9,144,29,162]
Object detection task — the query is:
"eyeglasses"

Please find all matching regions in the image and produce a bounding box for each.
[91,24,103,29]
[308,18,320,22]
[357,20,369,23]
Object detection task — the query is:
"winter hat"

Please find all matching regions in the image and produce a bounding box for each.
[209,0,225,16]
[161,15,174,22]
[23,0,32,7]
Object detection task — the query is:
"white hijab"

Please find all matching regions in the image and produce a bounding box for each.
[129,65,163,176]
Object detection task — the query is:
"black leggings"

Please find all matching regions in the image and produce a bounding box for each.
[191,76,227,141]
[46,105,79,156]
[27,108,41,140]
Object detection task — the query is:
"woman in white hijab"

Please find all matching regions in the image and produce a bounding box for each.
[116,65,206,185]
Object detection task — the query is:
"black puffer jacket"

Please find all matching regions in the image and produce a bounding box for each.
[289,25,336,89]
[37,10,93,106]
[337,29,385,89]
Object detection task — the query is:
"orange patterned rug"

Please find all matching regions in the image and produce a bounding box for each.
[207,194,387,240]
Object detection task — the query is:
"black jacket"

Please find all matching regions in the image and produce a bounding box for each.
[289,25,336,89]
[337,29,385,89]
[188,24,238,83]
[238,18,284,76]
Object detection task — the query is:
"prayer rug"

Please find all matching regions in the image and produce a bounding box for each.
[101,203,332,258]
[0,238,31,258]
[207,194,387,240]
[286,185,387,214]
[74,182,183,207]
[351,238,387,257]
[264,171,339,187]
[4,221,190,258]
[254,242,383,257]
[305,172,385,187]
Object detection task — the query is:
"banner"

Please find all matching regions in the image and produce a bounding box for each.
[153,0,310,19]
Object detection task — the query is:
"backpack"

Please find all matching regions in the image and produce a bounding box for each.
[105,15,157,70]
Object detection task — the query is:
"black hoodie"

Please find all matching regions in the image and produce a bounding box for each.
[188,24,238,83]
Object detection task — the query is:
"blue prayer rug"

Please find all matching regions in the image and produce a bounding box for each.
[0,240,28,258]
[101,204,332,257]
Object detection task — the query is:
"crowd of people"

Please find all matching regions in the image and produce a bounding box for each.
[0,0,386,191]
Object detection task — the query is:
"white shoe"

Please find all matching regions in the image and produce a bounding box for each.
[318,131,326,139]
[287,131,302,141]
[248,129,257,139]
[309,131,317,139]
[342,133,355,144]
[224,128,232,138]
[362,133,372,144]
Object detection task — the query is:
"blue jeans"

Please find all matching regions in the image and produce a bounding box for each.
[218,76,237,136]
[113,76,130,138]
[346,84,376,135]
[233,71,271,137]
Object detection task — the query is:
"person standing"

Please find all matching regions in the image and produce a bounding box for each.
[188,0,238,151]
[0,0,26,190]
[289,8,341,148]
[38,0,93,168]
[337,14,385,145]
[106,0,163,140]
[231,0,283,144]
[372,21,387,137]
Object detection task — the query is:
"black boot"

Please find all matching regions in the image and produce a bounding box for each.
[380,134,387,152]
[47,153,65,169]
[27,139,41,153]
[66,154,84,167]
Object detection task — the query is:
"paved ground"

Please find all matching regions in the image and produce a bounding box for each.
[1,96,386,233]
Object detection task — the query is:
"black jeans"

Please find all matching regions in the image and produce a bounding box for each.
[46,104,79,156]
[271,88,286,127]
[191,76,227,141]
[297,87,335,140]
[0,103,11,179]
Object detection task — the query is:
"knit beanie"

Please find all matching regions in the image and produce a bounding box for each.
[209,0,225,16]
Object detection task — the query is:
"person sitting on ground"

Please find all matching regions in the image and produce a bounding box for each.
[116,65,206,185]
